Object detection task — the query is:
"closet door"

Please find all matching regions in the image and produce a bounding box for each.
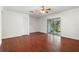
[0,7,2,45]
[23,14,29,35]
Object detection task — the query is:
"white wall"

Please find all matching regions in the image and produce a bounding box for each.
[0,7,2,45]
[29,15,41,33]
[2,10,29,39]
[39,16,47,33]
[3,8,79,40]
[41,8,79,40]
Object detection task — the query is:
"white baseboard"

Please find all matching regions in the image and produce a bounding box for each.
[62,35,79,40]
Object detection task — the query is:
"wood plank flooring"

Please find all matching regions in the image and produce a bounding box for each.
[61,37,79,52]
[0,32,79,52]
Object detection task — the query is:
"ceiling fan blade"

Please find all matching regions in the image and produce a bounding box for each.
[29,9,40,13]
[41,6,45,11]
[41,6,44,9]
[46,8,51,10]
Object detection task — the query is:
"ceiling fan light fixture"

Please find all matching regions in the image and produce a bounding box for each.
[29,6,51,14]
[40,10,45,13]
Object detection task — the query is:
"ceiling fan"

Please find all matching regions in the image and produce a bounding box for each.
[29,6,51,14]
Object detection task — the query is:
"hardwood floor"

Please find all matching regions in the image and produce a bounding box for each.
[61,37,79,52]
[0,32,79,52]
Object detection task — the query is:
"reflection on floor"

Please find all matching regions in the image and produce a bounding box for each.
[0,32,79,52]
[61,37,79,52]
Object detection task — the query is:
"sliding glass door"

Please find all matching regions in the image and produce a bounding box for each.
[47,17,61,51]
[47,17,61,35]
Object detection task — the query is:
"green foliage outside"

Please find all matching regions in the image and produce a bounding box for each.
[48,18,61,35]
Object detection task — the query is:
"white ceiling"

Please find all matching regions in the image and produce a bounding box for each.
[3,6,79,17]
